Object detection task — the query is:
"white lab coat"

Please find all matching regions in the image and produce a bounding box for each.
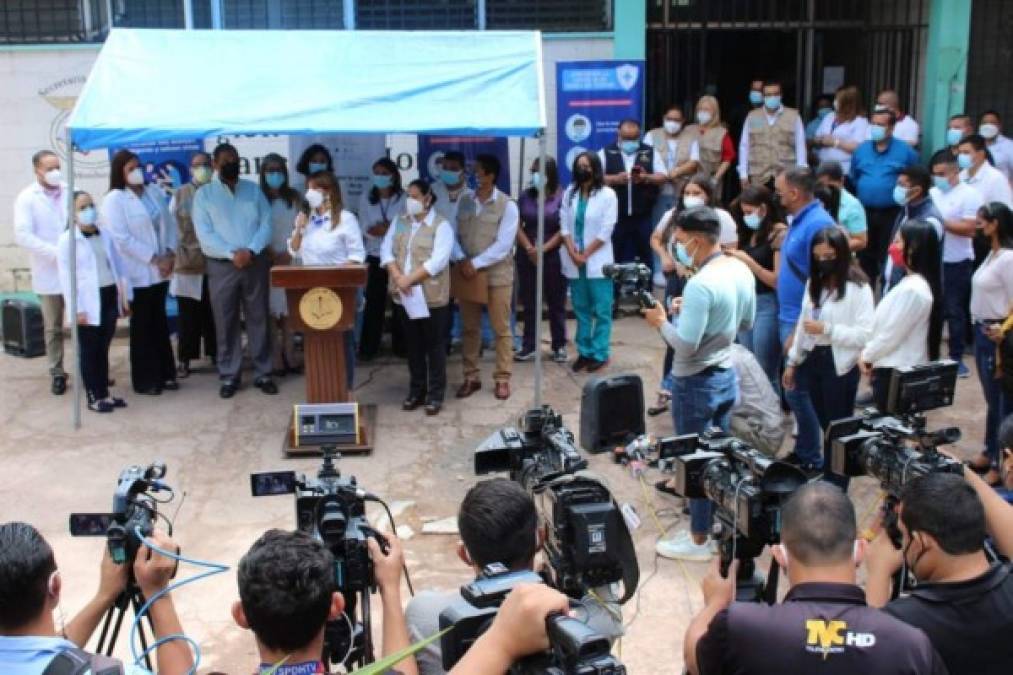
[101,185,177,290]
[559,185,618,279]
[57,228,131,326]
[13,181,68,294]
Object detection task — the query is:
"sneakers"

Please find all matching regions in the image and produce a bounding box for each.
[855,389,874,407]
[656,532,714,561]
[514,348,536,362]
[956,362,971,379]
[551,347,568,363]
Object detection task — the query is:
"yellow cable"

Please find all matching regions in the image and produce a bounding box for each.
[638,473,667,535]
[858,491,886,541]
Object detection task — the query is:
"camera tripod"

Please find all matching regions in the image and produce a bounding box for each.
[95,582,156,671]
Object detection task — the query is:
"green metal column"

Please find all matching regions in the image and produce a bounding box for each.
[613,0,646,60]
[921,0,972,160]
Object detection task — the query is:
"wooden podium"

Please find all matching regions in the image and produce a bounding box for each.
[271,265,373,455]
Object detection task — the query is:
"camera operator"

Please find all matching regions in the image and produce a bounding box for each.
[642,205,756,561]
[0,522,190,674]
[405,478,622,675]
[684,483,947,675]
[863,473,1013,675]
[232,529,417,675]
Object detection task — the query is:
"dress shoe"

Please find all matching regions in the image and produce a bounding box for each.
[177,361,191,379]
[456,380,482,399]
[87,399,114,413]
[402,396,425,411]
[586,358,609,373]
[51,374,67,395]
[571,356,590,373]
[110,397,127,408]
[135,386,163,396]
[425,402,442,416]
[494,381,511,400]
[162,379,180,391]
[219,381,239,399]
[254,377,278,395]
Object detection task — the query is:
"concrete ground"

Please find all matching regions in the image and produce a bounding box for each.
[0,316,987,673]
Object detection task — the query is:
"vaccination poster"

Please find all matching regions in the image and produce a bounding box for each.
[417,135,511,195]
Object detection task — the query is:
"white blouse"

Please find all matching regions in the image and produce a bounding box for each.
[788,280,875,375]
[861,273,933,369]
[971,248,1013,322]
[357,190,407,258]
[288,209,366,266]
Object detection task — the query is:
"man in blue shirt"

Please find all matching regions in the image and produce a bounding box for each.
[192,143,276,399]
[849,109,919,290]
[774,167,835,471]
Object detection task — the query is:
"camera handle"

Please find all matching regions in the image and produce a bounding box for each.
[95,582,155,671]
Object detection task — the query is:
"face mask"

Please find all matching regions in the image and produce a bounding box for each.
[305,188,324,210]
[621,140,640,155]
[816,259,836,277]
[749,90,763,106]
[191,166,211,185]
[832,99,840,112]
[946,128,964,147]
[372,174,393,190]
[763,95,781,110]
[743,212,762,230]
[663,120,682,134]
[406,197,426,217]
[530,172,543,189]
[933,175,952,193]
[264,171,285,190]
[308,161,328,175]
[869,125,887,143]
[958,153,974,170]
[675,239,696,268]
[683,195,705,209]
[818,107,832,118]
[980,123,1000,140]
[892,184,910,206]
[574,167,592,183]
[696,110,713,125]
[219,161,240,182]
[126,167,145,186]
[441,169,462,186]
[43,168,62,187]
[888,241,906,270]
[77,206,97,226]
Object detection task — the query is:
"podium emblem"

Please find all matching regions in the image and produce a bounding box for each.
[299,286,343,330]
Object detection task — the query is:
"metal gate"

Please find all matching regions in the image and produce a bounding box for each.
[646,0,929,127]
[966,0,1013,124]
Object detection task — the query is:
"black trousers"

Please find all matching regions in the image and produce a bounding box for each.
[360,256,389,359]
[859,205,900,291]
[79,285,118,401]
[176,275,216,362]
[129,281,176,392]
[398,303,449,404]
[516,252,567,352]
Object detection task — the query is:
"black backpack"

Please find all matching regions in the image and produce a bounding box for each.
[42,647,124,675]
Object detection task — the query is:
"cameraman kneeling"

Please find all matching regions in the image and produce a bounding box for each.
[405,478,622,675]
[684,483,946,675]
[864,473,1013,675]
[232,529,417,675]
[0,522,190,674]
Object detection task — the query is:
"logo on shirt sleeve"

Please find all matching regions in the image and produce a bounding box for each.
[804,619,876,658]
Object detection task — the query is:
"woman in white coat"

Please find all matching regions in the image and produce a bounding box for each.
[58,191,130,412]
[102,150,178,395]
[561,151,618,372]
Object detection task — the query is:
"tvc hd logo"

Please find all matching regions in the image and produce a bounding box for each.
[805,619,876,658]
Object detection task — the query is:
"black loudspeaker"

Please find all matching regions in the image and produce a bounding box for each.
[580,373,645,454]
[2,299,45,358]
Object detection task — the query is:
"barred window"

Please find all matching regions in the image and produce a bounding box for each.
[486,0,612,32]
[0,0,95,43]
[355,0,476,30]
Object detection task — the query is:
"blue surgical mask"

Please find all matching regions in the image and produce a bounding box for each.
[621,140,640,155]
[373,174,393,189]
[892,184,910,206]
[743,212,762,230]
[817,107,832,119]
[869,124,887,143]
[675,239,696,268]
[530,171,543,188]
[77,206,96,226]
[958,153,974,170]
[264,171,285,190]
[749,91,763,106]
[933,175,952,193]
[441,169,462,186]
[946,128,964,147]
[763,95,781,111]
[308,161,328,175]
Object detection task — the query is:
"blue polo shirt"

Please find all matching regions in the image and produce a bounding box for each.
[849,137,919,208]
[0,636,150,674]
[777,200,835,325]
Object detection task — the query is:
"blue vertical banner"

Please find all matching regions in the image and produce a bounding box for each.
[417,136,511,194]
[555,60,644,185]
[108,139,204,195]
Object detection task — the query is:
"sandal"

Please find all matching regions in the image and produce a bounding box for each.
[647,392,671,417]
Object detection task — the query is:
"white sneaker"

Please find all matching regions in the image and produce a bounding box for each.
[656,533,714,561]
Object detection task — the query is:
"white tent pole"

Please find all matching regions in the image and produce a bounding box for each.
[183,0,194,29]
[343,0,356,29]
[67,130,81,429]
[211,0,224,29]
[533,132,546,410]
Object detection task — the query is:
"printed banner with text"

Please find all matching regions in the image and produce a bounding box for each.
[417,136,511,195]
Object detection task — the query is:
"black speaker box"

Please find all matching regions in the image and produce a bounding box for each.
[580,373,645,454]
[2,299,45,358]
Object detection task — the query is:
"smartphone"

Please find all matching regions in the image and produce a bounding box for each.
[250,471,297,497]
[69,513,114,536]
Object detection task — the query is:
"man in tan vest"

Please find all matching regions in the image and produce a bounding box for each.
[452,154,519,401]
[737,80,808,191]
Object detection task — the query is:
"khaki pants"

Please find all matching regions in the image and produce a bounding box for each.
[38,293,65,376]
[461,284,513,383]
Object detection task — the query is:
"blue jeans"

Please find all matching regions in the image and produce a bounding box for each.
[943,261,973,361]
[781,320,821,467]
[738,292,781,395]
[671,366,738,536]
[974,323,1008,463]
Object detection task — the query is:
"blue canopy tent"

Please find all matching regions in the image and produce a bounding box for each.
[64,27,550,427]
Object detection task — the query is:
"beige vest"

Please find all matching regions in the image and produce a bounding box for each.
[648,127,695,172]
[173,182,206,274]
[746,107,800,184]
[389,213,451,308]
[683,124,727,178]
[457,190,515,287]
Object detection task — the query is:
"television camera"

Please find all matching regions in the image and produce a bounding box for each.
[602,262,656,309]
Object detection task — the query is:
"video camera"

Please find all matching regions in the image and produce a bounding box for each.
[602,262,655,309]
[474,407,639,603]
[439,563,626,674]
[251,446,388,669]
